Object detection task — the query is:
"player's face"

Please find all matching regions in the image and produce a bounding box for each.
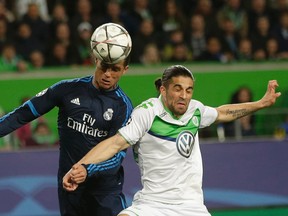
[94,59,128,90]
[160,76,194,118]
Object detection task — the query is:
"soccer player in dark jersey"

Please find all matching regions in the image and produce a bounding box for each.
[0,32,133,216]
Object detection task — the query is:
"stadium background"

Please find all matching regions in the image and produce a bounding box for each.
[1,62,288,216]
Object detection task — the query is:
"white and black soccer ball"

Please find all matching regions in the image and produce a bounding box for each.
[91,23,132,64]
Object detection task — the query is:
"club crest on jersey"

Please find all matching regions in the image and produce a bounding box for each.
[176,130,195,158]
[36,88,48,97]
[103,108,113,121]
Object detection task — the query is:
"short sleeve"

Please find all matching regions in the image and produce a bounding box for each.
[119,105,153,145]
[200,106,218,128]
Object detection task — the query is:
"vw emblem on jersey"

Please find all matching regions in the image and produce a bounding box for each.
[176,131,195,158]
[192,116,199,127]
[103,108,113,121]
[36,88,48,97]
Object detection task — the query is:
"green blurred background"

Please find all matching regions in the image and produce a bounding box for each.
[1,62,287,138]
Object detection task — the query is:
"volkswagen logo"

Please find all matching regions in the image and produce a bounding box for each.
[176,131,195,158]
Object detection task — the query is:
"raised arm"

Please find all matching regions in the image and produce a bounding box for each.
[215,80,281,123]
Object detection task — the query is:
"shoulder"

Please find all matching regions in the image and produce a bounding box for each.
[135,98,161,111]
[132,98,163,119]
[189,99,205,109]
[114,87,132,102]
[189,99,217,114]
[111,87,133,112]
[51,76,92,89]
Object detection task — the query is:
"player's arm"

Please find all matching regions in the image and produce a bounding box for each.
[81,150,126,178]
[62,133,130,190]
[0,101,39,136]
[63,103,151,191]
[215,80,281,123]
[0,83,65,137]
[79,95,133,178]
[0,94,56,137]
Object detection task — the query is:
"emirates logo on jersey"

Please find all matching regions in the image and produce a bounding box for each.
[176,131,195,158]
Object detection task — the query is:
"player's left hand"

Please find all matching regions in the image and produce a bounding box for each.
[62,169,78,191]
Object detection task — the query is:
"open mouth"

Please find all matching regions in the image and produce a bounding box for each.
[101,79,110,85]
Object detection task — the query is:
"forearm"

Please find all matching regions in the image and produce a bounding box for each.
[216,101,263,122]
[78,133,129,165]
[216,80,281,123]
[0,104,37,137]
[84,151,126,177]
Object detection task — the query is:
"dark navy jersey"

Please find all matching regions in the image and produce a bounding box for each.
[0,75,133,193]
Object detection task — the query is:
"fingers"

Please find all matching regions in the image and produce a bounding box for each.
[63,179,78,191]
[62,170,79,191]
[62,164,88,191]
[263,80,281,106]
[70,165,87,184]
[267,80,278,92]
[266,80,279,95]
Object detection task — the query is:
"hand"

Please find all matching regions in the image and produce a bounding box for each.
[62,169,78,191]
[62,164,88,191]
[70,164,88,184]
[260,80,281,107]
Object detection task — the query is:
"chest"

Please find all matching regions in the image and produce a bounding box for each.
[59,92,119,130]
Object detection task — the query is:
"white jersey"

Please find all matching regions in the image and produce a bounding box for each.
[119,97,218,205]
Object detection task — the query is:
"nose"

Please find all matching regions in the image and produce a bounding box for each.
[180,90,187,99]
[104,68,112,76]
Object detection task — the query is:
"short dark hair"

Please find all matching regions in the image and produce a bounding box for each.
[154,65,195,92]
[92,53,130,67]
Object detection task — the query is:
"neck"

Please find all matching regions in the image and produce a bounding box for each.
[160,96,180,119]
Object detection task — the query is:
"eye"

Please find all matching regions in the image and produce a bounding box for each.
[174,87,182,92]
[100,62,108,71]
[112,66,121,72]
[186,88,193,94]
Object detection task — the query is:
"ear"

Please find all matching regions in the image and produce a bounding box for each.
[123,65,129,75]
[160,85,166,97]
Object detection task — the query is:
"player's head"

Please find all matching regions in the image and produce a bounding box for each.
[155,65,195,118]
[91,22,132,90]
[94,58,129,90]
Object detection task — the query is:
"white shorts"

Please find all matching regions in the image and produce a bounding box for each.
[118,199,211,216]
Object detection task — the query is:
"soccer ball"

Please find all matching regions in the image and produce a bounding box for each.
[91,23,132,64]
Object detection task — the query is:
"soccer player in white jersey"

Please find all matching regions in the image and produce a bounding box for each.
[63,65,281,216]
